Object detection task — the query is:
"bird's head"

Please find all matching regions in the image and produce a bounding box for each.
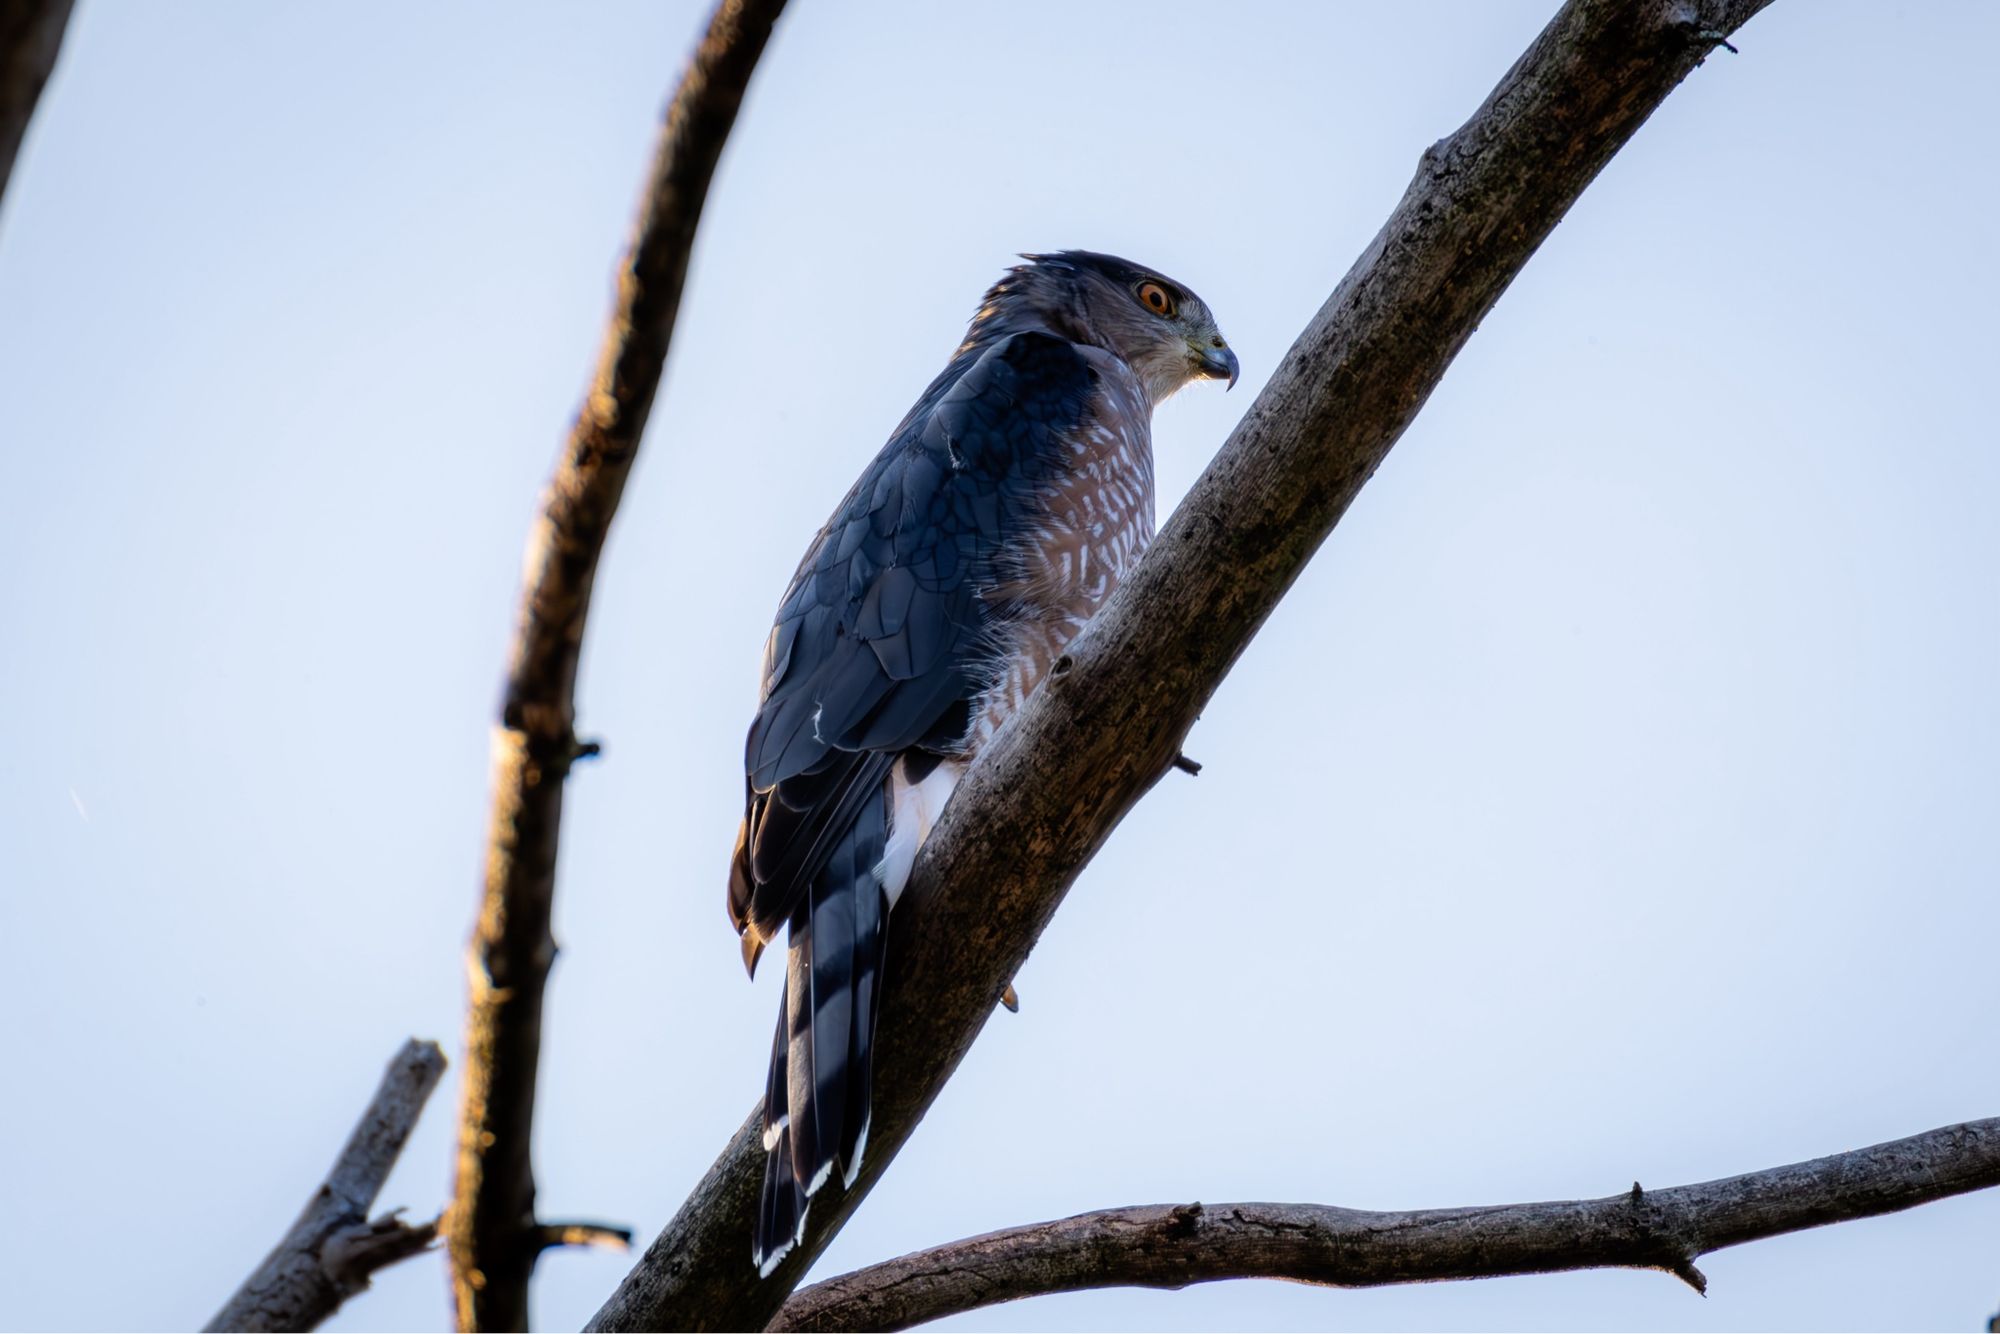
[969,250,1238,404]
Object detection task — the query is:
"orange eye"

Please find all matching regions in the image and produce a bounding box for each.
[1136,281,1176,317]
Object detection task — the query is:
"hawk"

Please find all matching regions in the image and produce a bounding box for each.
[728,250,1237,1273]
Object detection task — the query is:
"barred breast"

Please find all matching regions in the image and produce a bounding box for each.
[876,363,1155,907]
[970,379,1157,751]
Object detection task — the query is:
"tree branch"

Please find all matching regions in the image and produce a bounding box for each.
[205,1039,447,1334]
[0,0,73,216]
[774,1118,2000,1330]
[445,1,785,1329]
[586,2,1778,1328]
[534,1221,637,1254]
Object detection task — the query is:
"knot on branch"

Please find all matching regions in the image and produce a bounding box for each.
[1667,1256,1710,1295]
[322,1212,440,1297]
[1623,1182,1707,1294]
[1165,1202,1205,1239]
[1657,2,1742,56]
[1418,136,1456,181]
[491,709,604,783]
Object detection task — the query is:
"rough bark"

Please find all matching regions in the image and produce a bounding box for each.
[775,1118,2000,1330]
[0,0,72,215]
[585,2,1777,1329]
[444,1,787,1329]
[205,1040,447,1333]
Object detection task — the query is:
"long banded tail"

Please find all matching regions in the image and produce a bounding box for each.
[751,780,887,1276]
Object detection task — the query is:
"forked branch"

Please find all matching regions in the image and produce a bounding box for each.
[205,1039,447,1333]
[776,1118,2000,1331]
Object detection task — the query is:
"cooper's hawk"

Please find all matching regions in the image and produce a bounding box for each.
[729,250,1236,1273]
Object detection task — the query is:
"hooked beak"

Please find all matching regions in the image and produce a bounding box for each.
[1196,341,1240,390]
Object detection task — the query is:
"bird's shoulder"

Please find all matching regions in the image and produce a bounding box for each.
[745,333,1104,788]
[758,331,1108,689]
[918,329,1104,476]
[734,331,1133,933]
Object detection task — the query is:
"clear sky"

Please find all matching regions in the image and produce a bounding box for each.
[3,2,1996,1330]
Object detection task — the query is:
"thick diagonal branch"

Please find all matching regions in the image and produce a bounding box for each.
[586,2,1775,1329]
[445,1,786,1329]
[0,0,72,214]
[776,1118,2000,1331]
[205,1039,447,1334]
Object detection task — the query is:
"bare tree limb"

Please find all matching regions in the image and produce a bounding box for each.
[534,1221,636,1254]
[774,1118,2000,1331]
[205,1039,447,1334]
[444,1,786,1329]
[0,0,72,216]
[586,2,1778,1329]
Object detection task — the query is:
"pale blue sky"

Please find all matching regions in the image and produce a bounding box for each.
[3,2,1996,1330]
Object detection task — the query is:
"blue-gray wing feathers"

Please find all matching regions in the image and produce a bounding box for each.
[730,331,1098,1272]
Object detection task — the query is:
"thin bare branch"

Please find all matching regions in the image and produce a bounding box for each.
[775,1118,2000,1330]
[445,1,786,1328]
[535,1221,636,1254]
[586,2,1779,1328]
[0,0,73,217]
[205,1039,447,1333]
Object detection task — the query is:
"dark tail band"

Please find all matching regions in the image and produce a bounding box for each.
[751,780,888,1275]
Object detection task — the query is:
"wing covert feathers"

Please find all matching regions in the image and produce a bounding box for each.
[740,329,1101,1276]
